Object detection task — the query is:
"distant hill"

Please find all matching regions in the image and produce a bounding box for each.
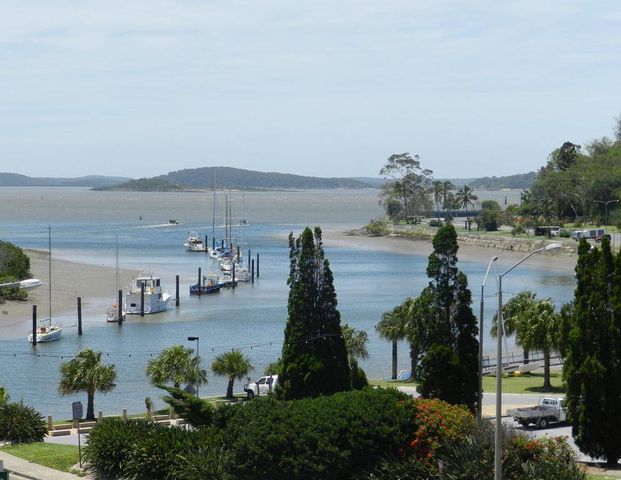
[0,173,131,188]
[468,172,536,190]
[99,167,373,191]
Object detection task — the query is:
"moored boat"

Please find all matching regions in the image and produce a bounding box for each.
[184,232,206,252]
[28,324,62,343]
[190,274,223,295]
[125,273,171,315]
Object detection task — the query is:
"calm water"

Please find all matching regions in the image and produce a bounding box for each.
[0,187,573,419]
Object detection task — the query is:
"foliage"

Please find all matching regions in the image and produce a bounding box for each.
[342,324,369,360]
[428,219,443,227]
[0,240,31,281]
[0,401,48,443]
[160,385,214,427]
[364,218,390,236]
[84,418,154,479]
[171,433,235,480]
[412,224,479,412]
[211,349,254,399]
[145,344,207,390]
[455,185,478,218]
[0,385,8,405]
[377,301,409,379]
[564,237,621,466]
[58,348,117,420]
[263,358,283,376]
[350,357,368,390]
[438,420,585,480]
[476,200,502,231]
[491,290,561,388]
[468,172,536,190]
[279,227,351,400]
[221,387,414,480]
[379,153,433,220]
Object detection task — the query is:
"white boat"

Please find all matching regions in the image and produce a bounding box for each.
[28,324,62,343]
[184,231,206,252]
[0,278,42,290]
[125,273,171,315]
[28,226,62,343]
[106,236,126,323]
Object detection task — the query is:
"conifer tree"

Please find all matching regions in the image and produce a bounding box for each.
[278,227,351,400]
[564,237,621,466]
[413,224,479,411]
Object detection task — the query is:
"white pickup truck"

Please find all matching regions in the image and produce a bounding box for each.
[243,375,278,400]
[507,397,567,429]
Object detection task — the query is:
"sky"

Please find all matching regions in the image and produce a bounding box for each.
[1,1,620,180]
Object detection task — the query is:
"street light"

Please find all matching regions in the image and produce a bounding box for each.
[187,336,200,397]
[478,255,498,420]
[494,243,561,480]
[594,199,619,226]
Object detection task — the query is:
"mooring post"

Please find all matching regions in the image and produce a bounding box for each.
[32,305,37,346]
[251,259,255,284]
[237,245,240,262]
[248,249,251,267]
[175,275,180,307]
[197,267,202,295]
[232,262,236,289]
[212,237,216,250]
[140,283,145,317]
[77,297,83,335]
[118,290,123,325]
[205,235,209,253]
[256,253,260,278]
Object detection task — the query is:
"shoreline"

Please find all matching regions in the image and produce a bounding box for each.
[321,228,576,273]
[0,249,138,335]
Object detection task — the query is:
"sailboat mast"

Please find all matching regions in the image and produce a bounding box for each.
[115,235,119,292]
[212,172,217,239]
[48,226,52,324]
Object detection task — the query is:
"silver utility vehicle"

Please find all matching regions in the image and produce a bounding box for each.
[507,397,567,429]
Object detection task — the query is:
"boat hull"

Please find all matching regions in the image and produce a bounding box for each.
[28,325,62,343]
[190,283,221,295]
[125,292,171,315]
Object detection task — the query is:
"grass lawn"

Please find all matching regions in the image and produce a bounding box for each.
[371,372,565,395]
[587,475,621,479]
[483,371,565,394]
[0,443,79,473]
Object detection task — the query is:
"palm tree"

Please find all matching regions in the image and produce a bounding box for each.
[456,186,478,229]
[440,181,455,217]
[376,305,407,379]
[58,349,117,420]
[211,350,254,399]
[146,345,207,390]
[341,324,369,360]
[432,181,443,219]
[491,290,537,365]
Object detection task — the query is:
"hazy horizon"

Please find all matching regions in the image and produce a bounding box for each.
[2,2,619,179]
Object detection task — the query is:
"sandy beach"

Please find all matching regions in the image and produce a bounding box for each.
[321,228,577,273]
[0,249,138,332]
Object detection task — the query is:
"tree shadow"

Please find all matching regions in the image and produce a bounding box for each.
[524,384,565,393]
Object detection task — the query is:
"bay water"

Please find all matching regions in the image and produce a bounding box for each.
[0,187,573,419]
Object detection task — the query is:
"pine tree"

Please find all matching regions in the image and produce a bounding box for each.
[414,224,479,411]
[564,237,621,466]
[278,227,351,400]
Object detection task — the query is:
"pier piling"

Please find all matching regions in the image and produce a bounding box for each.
[205,235,209,253]
[118,290,123,325]
[175,275,180,307]
[197,267,202,295]
[77,297,83,335]
[140,283,145,317]
[232,262,236,289]
[251,259,255,284]
[257,253,260,278]
[248,249,251,268]
[32,305,37,346]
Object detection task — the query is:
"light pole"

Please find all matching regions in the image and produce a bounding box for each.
[187,336,200,397]
[594,199,619,226]
[478,255,498,420]
[494,243,561,480]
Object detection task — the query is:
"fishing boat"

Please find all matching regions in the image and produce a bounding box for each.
[106,236,126,323]
[125,273,171,315]
[190,273,223,295]
[28,227,62,343]
[184,231,206,252]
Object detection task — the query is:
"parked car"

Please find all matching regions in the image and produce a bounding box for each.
[507,396,567,429]
[243,375,278,400]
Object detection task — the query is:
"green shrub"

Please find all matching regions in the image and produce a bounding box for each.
[84,418,154,479]
[365,219,390,236]
[0,401,48,443]
[0,241,31,280]
[172,432,234,480]
[428,219,443,227]
[124,425,204,480]
[559,230,571,238]
[220,387,414,480]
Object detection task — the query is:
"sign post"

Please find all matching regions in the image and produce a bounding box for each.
[72,401,83,468]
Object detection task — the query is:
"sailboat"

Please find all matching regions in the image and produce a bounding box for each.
[106,235,126,323]
[28,227,62,343]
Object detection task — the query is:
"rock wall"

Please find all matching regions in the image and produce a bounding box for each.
[457,233,577,255]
